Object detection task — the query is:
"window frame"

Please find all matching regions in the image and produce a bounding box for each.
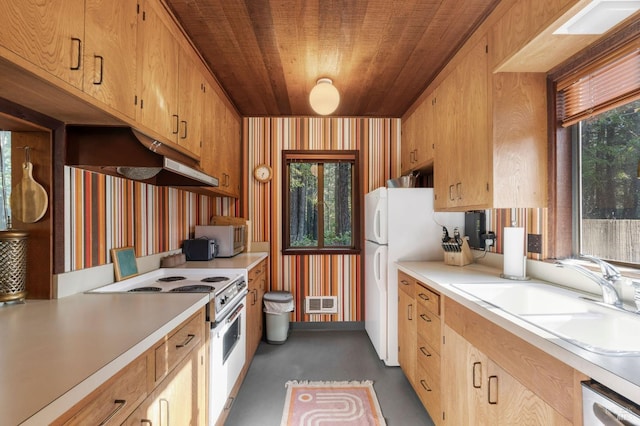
[281,149,361,255]
[550,25,640,270]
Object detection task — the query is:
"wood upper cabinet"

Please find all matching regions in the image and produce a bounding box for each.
[136,0,179,142]
[401,93,435,175]
[201,82,242,198]
[0,0,85,89]
[432,32,547,211]
[176,51,205,158]
[434,35,490,210]
[83,0,137,118]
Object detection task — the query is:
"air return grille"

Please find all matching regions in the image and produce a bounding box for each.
[305,296,338,314]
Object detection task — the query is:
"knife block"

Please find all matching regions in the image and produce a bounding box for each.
[443,238,473,266]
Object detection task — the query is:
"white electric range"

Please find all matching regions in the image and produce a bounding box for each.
[89,267,249,425]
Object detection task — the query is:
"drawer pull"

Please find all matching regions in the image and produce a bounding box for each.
[419,346,431,357]
[176,333,195,348]
[488,375,499,404]
[420,379,432,392]
[400,279,410,286]
[141,420,153,425]
[418,292,430,301]
[419,313,432,323]
[472,361,482,389]
[98,399,126,425]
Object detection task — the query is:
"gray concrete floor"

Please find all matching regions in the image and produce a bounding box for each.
[224,329,434,425]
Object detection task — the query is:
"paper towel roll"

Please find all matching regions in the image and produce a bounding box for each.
[503,227,526,278]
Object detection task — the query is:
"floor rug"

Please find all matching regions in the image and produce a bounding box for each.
[280,380,387,426]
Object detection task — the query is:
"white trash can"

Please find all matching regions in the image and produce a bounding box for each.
[263,291,294,344]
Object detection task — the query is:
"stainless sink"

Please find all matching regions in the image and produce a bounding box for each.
[451,282,640,356]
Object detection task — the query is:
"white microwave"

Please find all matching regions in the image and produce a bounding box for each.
[195,225,245,257]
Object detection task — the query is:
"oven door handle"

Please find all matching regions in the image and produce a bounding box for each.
[227,303,244,324]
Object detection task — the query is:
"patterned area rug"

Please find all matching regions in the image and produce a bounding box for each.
[280,380,387,426]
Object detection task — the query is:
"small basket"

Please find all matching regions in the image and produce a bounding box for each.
[0,230,28,303]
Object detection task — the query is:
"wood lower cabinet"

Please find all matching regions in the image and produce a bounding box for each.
[444,297,581,425]
[414,281,442,422]
[247,258,268,361]
[443,325,571,426]
[54,309,206,426]
[398,272,416,384]
[123,347,202,426]
[397,272,585,425]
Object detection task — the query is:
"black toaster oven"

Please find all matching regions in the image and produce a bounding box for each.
[182,238,217,261]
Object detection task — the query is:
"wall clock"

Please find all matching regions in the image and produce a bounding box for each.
[253,164,272,182]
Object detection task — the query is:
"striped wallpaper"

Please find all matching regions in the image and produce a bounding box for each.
[246,117,399,322]
[64,166,238,272]
[487,207,548,260]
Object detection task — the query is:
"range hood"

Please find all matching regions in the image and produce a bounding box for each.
[66,126,218,187]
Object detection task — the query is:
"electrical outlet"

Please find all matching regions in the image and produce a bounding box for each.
[528,234,542,253]
[480,231,496,249]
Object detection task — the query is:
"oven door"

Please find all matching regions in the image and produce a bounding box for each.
[209,302,246,425]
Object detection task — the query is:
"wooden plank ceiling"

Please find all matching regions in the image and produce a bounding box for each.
[165,0,500,117]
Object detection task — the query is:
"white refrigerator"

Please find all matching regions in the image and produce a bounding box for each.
[364,187,464,366]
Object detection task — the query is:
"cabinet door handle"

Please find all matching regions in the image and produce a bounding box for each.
[456,182,462,200]
[472,361,482,389]
[172,114,179,134]
[419,346,431,357]
[488,375,499,404]
[180,120,188,139]
[175,333,195,348]
[419,313,432,323]
[141,420,153,425]
[160,398,169,425]
[449,184,455,201]
[253,288,257,304]
[420,379,432,392]
[98,399,126,425]
[418,292,430,301]
[70,37,82,70]
[408,303,413,321]
[93,54,104,85]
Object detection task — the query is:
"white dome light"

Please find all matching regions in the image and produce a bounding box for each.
[309,78,340,115]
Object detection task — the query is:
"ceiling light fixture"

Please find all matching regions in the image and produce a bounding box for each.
[309,78,340,115]
[553,0,640,35]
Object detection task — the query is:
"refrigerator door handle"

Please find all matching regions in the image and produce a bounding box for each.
[373,205,382,242]
[374,248,382,282]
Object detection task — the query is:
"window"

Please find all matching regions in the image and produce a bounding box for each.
[282,150,360,254]
[556,39,640,266]
[572,100,640,265]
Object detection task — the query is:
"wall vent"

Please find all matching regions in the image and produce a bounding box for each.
[305,296,338,314]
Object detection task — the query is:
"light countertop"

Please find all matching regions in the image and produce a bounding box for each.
[397,261,640,404]
[2,252,269,425]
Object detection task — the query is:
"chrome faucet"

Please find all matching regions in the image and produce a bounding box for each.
[555,258,623,308]
[579,254,621,281]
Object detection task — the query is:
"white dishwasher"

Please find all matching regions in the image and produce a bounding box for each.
[582,381,640,425]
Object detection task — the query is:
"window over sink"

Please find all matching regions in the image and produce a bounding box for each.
[555,38,640,267]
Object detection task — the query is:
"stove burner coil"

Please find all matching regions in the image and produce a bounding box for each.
[170,284,215,293]
[201,276,229,283]
[157,276,186,282]
[128,286,162,292]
